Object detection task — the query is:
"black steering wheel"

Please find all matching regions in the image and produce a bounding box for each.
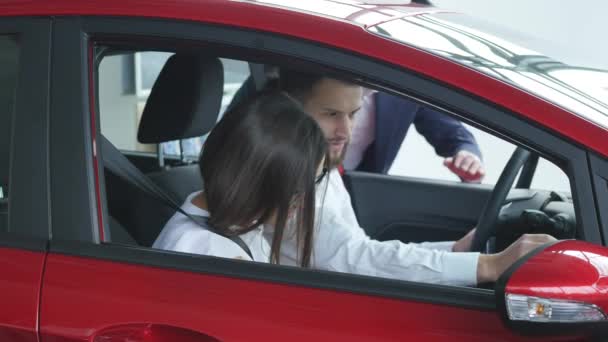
[470,147,531,252]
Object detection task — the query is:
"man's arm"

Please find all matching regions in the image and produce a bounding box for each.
[414,106,484,182]
[414,105,481,159]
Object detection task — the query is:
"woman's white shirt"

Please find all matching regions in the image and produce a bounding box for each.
[264,169,480,286]
[152,191,271,262]
[153,172,479,286]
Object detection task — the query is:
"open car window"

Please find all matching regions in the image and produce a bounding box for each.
[96,44,579,291]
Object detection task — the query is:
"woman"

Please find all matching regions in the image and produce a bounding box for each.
[153,91,328,267]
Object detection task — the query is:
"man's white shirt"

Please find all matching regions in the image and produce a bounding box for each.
[343,89,376,170]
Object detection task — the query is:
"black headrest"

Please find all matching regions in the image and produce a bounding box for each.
[137,54,224,144]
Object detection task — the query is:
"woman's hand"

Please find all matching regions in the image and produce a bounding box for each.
[452,228,476,252]
[477,234,557,283]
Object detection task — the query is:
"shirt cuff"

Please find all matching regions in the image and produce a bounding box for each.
[441,252,479,286]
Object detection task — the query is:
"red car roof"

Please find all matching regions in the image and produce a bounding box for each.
[3,0,608,157]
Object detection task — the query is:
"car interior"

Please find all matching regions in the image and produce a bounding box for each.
[103,53,219,246]
[96,46,578,279]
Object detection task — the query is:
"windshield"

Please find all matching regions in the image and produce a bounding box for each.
[368,12,608,128]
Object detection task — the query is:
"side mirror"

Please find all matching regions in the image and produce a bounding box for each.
[496,240,608,338]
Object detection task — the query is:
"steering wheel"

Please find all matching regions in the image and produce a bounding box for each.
[470,147,531,252]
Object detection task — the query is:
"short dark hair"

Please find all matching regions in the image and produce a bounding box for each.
[200,91,327,267]
[278,69,326,103]
[279,68,356,103]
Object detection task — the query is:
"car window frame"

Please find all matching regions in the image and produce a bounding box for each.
[590,152,608,245]
[0,18,52,249]
[47,16,601,311]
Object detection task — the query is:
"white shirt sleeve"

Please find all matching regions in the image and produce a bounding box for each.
[309,170,479,286]
[414,241,456,252]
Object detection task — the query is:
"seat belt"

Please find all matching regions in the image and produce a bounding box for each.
[100,135,254,260]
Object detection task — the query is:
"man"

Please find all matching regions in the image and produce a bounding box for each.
[228,69,484,181]
[276,69,555,286]
[344,91,485,182]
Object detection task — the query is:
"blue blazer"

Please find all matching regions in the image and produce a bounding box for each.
[356,92,481,174]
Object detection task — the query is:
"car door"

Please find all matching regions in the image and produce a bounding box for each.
[38,14,597,342]
[0,18,51,341]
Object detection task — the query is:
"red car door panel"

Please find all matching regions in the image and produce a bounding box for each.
[0,246,46,342]
[40,249,566,342]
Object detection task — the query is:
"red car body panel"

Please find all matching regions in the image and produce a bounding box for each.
[41,253,555,342]
[1,0,607,158]
[507,240,608,314]
[0,247,45,342]
[0,1,605,341]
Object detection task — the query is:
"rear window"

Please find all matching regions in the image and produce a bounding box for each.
[0,35,19,233]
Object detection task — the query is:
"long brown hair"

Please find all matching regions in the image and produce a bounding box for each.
[200,91,327,267]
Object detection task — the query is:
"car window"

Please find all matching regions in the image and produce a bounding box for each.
[98,51,250,158]
[95,44,579,291]
[0,36,19,233]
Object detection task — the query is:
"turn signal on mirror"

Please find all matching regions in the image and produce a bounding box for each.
[506,294,607,323]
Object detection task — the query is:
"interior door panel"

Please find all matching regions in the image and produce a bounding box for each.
[343,172,493,243]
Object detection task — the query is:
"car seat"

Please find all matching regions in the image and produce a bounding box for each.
[104,53,224,246]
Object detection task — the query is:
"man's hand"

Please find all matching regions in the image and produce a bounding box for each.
[477,234,557,283]
[444,150,485,183]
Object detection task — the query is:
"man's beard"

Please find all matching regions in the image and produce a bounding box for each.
[329,142,348,169]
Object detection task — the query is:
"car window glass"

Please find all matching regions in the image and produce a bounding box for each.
[0,36,19,233]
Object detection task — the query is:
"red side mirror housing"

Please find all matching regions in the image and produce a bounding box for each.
[496,240,608,338]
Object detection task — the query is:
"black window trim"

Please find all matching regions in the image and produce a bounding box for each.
[49,18,101,243]
[0,18,52,249]
[590,152,608,245]
[48,16,601,310]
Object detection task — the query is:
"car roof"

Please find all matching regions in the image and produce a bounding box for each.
[3,0,608,157]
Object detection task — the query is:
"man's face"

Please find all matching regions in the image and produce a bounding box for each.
[301,78,362,166]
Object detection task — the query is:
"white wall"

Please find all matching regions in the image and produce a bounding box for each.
[389,0,603,193]
[98,56,139,151]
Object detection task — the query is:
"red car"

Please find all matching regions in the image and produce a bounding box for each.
[1,0,607,341]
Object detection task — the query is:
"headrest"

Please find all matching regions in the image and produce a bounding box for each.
[137,54,224,144]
